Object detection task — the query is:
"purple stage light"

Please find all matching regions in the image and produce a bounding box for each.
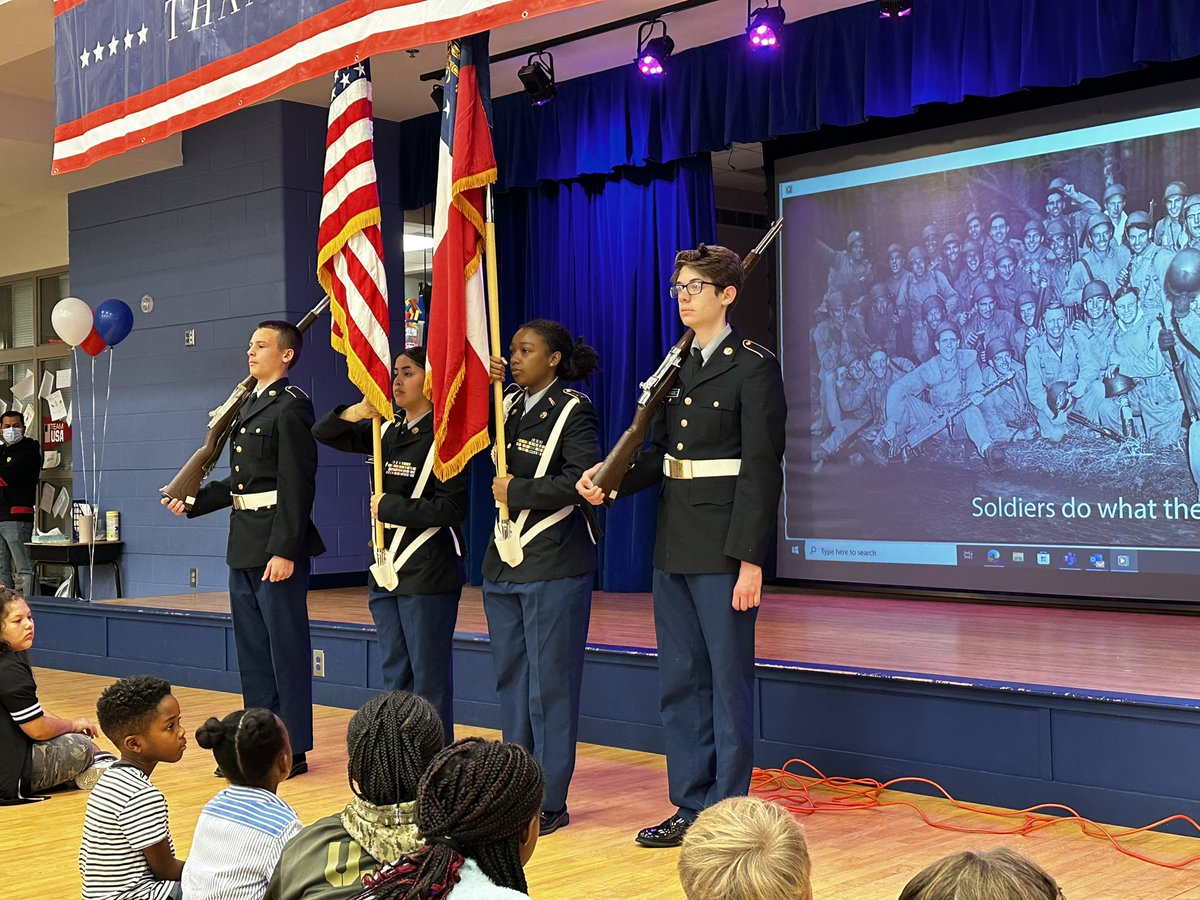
[747,5,786,50]
[636,24,674,78]
[639,54,665,76]
[878,0,913,18]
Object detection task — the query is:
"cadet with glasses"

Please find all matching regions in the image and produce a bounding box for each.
[578,244,787,848]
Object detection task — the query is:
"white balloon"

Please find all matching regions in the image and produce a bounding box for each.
[51,297,94,346]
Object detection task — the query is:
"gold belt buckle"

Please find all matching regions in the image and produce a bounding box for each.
[668,458,693,479]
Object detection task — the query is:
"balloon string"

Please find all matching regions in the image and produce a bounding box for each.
[88,353,98,601]
[71,348,87,600]
[94,350,113,595]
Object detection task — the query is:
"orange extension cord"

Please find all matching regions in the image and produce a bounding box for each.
[751,759,1200,869]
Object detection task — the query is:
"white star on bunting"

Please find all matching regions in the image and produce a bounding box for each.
[93,41,104,61]
[137,23,148,44]
[124,31,134,49]
[108,36,119,55]
[79,48,90,68]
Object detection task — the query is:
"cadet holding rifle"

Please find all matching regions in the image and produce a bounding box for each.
[577,244,787,849]
[162,321,323,778]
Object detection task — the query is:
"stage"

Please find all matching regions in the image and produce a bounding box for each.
[28,586,1200,833]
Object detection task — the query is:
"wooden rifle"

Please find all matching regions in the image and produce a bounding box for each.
[160,297,331,509]
[590,220,784,502]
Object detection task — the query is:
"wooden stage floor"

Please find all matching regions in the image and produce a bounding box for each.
[97,586,1200,700]
[17,669,1200,899]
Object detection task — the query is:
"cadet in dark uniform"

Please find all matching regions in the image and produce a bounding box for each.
[578,244,787,848]
[162,321,324,777]
[484,319,602,837]
[312,346,466,745]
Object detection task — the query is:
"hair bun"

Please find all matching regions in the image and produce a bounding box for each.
[195,717,227,750]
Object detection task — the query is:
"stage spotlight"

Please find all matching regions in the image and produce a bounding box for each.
[877,0,913,17]
[518,51,557,106]
[636,20,674,77]
[747,3,786,50]
[431,83,444,111]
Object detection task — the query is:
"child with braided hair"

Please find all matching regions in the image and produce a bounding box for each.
[184,708,300,899]
[265,691,445,899]
[352,737,545,900]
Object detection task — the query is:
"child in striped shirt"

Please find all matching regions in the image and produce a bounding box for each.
[184,707,301,900]
[79,675,187,900]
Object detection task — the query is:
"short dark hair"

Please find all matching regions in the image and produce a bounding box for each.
[672,244,746,297]
[0,412,23,427]
[257,320,304,367]
[196,708,288,787]
[96,675,173,745]
[395,346,427,370]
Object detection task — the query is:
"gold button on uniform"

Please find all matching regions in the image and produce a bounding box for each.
[255,428,261,433]
[684,397,692,405]
[269,390,277,396]
[240,427,246,433]
[681,419,688,428]
[234,466,240,472]
[723,347,733,356]
[676,442,684,451]
[235,446,242,453]
[238,483,244,490]
[713,401,720,408]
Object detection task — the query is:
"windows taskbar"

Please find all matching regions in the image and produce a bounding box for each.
[791,539,1200,575]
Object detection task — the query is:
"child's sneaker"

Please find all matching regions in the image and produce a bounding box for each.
[74,753,117,791]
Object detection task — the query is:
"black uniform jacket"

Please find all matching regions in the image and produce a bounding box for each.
[190,378,325,570]
[482,379,601,584]
[622,328,787,574]
[0,437,40,521]
[312,407,467,594]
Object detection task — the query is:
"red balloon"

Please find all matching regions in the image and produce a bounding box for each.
[81,327,107,357]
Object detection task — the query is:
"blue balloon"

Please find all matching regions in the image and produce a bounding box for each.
[94,299,134,347]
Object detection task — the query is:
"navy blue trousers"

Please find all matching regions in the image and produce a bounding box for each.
[652,569,757,821]
[369,586,461,745]
[228,560,313,754]
[483,573,592,813]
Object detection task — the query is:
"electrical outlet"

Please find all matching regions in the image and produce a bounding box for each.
[312,649,325,678]
[184,328,196,347]
[188,567,197,587]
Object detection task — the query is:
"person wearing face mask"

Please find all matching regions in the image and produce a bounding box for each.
[0,411,41,594]
[312,347,467,745]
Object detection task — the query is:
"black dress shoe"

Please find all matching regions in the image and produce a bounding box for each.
[287,753,308,779]
[635,814,691,848]
[213,766,224,778]
[539,808,569,835]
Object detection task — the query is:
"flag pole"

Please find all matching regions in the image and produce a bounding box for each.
[484,184,511,526]
[372,415,385,556]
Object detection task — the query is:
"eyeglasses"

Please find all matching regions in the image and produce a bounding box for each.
[669,279,721,298]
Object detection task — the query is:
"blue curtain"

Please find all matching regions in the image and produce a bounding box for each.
[459,156,716,591]
[397,0,1200,208]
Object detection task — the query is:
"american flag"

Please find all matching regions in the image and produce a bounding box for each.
[427,35,496,480]
[317,59,393,421]
[52,0,605,174]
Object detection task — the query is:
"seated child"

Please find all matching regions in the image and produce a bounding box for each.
[0,587,114,802]
[79,675,187,900]
[898,848,1061,900]
[678,796,812,900]
[265,691,444,899]
[351,737,544,899]
[185,707,301,899]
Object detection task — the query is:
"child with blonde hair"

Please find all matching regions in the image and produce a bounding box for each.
[678,796,812,900]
